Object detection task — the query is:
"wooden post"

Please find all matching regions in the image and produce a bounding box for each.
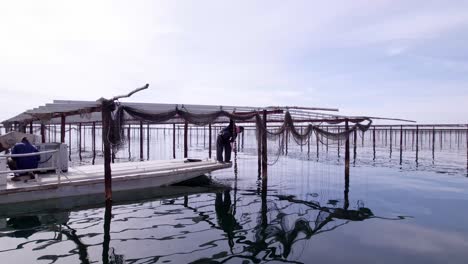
[60,115,66,143]
[353,129,357,165]
[146,123,150,160]
[29,121,33,134]
[261,110,268,178]
[184,121,188,158]
[68,124,72,161]
[127,125,131,160]
[41,123,46,143]
[389,126,393,158]
[300,127,303,152]
[399,125,403,165]
[209,123,212,159]
[102,200,112,264]
[326,127,329,152]
[203,126,206,148]
[415,125,419,164]
[257,127,262,179]
[307,132,310,158]
[78,123,82,162]
[92,122,96,165]
[101,101,113,201]
[432,126,436,161]
[345,120,350,178]
[173,123,176,159]
[373,126,376,161]
[337,126,341,157]
[139,121,144,161]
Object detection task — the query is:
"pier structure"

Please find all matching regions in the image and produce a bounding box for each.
[4,86,384,202]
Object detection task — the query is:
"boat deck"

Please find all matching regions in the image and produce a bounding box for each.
[0,159,231,205]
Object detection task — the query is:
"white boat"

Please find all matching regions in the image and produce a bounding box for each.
[0,149,231,206]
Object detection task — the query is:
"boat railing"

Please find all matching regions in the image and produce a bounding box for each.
[0,150,68,184]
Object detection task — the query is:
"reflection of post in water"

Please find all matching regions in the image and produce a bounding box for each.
[102,200,112,264]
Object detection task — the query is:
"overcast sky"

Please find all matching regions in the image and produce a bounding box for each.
[1,0,467,124]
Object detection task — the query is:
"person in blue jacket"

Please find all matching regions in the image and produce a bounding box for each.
[8,137,40,180]
[216,119,244,163]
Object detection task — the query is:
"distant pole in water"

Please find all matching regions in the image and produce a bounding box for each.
[68,124,72,162]
[373,126,376,161]
[92,122,96,165]
[78,123,82,162]
[415,125,419,165]
[261,110,268,179]
[344,120,350,178]
[29,121,33,134]
[184,121,188,158]
[353,129,357,165]
[337,126,341,158]
[146,123,150,160]
[399,125,403,165]
[173,123,176,159]
[127,125,131,161]
[466,124,468,176]
[139,121,144,161]
[208,123,212,159]
[432,126,436,162]
[389,126,393,158]
[307,132,310,158]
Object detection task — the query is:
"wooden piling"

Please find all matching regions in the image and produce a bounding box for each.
[139,121,144,161]
[373,126,376,161]
[92,122,96,165]
[345,120,350,176]
[353,129,357,165]
[146,123,150,160]
[261,110,268,178]
[127,125,131,160]
[184,121,188,158]
[68,124,72,161]
[41,123,46,143]
[209,124,212,159]
[432,126,435,161]
[316,132,319,159]
[29,121,33,134]
[60,115,66,143]
[173,123,176,159]
[101,101,113,201]
[399,125,403,165]
[78,123,82,162]
[415,125,419,164]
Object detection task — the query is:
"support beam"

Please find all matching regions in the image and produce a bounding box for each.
[78,123,82,162]
[416,125,419,165]
[147,123,150,160]
[400,125,403,165]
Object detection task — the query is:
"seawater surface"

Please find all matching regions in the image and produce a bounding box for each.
[0,128,467,263]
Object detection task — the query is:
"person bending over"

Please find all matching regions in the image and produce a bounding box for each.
[8,137,40,181]
[216,119,244,163]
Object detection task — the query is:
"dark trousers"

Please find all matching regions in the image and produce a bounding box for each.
[216,136,232,162]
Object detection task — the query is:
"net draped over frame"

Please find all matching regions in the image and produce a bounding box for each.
[105,104,372,165]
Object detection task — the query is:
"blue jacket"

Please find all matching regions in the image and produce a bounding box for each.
[218,120,237,143]
[12,141,40,170]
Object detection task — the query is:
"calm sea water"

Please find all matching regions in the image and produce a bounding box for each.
[0,128,467,263]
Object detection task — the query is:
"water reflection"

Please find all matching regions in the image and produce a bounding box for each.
[0,168,409,264]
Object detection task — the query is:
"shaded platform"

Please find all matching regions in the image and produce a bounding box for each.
[0,159,231,206]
